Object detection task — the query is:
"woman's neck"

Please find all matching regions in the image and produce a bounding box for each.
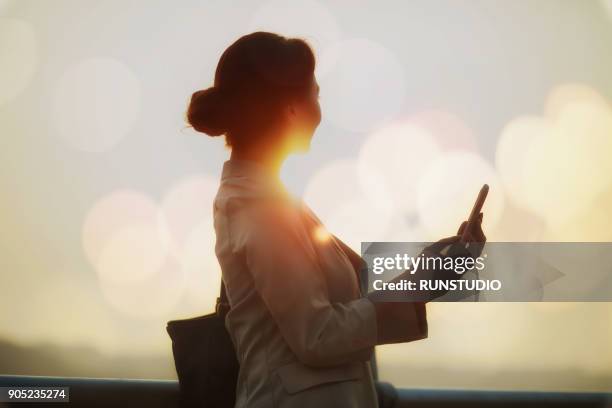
[230,146,286,181]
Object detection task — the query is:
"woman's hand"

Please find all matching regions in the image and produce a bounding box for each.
[414,212,487,301]
[422,212,486,258]
[458,212,486,242]
[456,212,486,258]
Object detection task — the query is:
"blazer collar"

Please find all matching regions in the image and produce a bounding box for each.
[222,158,278,182]
[220,158,295,202]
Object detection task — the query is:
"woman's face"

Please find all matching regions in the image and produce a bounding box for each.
[285,76,321,152]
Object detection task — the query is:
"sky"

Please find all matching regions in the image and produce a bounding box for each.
[1,0,612,391]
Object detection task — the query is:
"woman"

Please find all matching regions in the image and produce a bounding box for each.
[186,32,485,408]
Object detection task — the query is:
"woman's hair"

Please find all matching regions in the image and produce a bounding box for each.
[186,32,316,149]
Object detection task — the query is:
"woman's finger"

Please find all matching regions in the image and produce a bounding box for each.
[472,221,486,242]
[466,213,485,242]
[426,235,461,253]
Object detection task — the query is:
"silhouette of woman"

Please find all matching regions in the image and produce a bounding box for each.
[186,31,485,408]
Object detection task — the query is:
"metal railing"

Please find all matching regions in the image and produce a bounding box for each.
[0,375,610,408]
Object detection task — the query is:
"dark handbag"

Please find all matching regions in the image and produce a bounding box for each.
[166,281,239,408]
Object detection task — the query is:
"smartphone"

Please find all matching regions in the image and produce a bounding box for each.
[460,184,489,242]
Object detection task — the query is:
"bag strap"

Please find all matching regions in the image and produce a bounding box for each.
[216,278,230,316]
[220,278,228,303]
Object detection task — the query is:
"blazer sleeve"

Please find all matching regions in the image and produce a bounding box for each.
[333,234,429,345]
[235,200,378,368]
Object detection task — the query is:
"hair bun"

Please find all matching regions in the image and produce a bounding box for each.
[186,86,230,136]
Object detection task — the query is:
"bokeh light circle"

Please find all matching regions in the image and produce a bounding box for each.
[417,151,505,239]
[495,115,553,211]
[179,217,222,313]
[358,120,441,214]
[82,190,161,266]
[160,174,220,257]
[303,159,364,223]
[98,256,186,321]
[522,101,612,226]
[325,198,393,253]
[543,186,612,241]
[95,223,168,285]
[545,83,610,121]
[486,202,546,242]
[497,85,612,234]
[383,216,429,243]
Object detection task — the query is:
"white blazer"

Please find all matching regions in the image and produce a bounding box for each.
[213,158,427,408]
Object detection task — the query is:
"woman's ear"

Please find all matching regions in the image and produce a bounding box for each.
[284,103,298,124]
[288,103,297,115]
